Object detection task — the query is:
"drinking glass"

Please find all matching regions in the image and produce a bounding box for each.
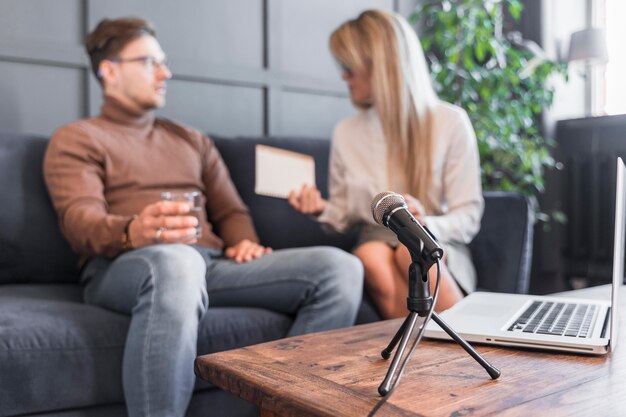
[161,191,202,238]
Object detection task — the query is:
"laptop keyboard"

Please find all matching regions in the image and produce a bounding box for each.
[507,301,597,338]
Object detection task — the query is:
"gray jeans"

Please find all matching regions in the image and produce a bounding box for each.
[81,244,363,417]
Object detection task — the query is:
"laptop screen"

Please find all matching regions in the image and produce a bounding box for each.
[609,158,625,351]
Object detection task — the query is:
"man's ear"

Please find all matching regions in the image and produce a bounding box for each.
[98,60,117,87]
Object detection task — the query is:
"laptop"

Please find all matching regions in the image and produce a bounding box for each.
[424,157,625,355]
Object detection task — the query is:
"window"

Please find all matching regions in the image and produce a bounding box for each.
[597,0,626,115]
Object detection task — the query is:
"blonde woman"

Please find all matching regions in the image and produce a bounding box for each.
[289,9,483,318]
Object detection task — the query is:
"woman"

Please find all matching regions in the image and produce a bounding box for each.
[288,9,483,318]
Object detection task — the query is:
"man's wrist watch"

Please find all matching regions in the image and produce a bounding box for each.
[121,215,138,250]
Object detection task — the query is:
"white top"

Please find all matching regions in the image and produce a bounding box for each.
[318,102,484,292]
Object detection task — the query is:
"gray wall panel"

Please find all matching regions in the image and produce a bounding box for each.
[0,0,406,138]
[271,0,394,81]
[0,62,85,136]
[277,90,355,138]
[88,0,263,70]
[397,0,420,18]
[0,0,84,45]
[158,80,264,137]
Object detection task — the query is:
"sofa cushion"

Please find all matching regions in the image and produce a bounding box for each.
[0,284,127,415]
[212,136,358,251]
[0,131,79,284]
[0,284,292,416]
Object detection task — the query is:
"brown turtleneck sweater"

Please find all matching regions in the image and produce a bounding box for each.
[43,96,258,262]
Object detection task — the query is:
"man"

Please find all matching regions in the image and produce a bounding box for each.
[44,18,363,417]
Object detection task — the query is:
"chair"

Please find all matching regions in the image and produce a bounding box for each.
[470,191,534,294]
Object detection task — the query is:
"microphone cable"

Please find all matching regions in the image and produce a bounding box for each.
[367,259,442,417]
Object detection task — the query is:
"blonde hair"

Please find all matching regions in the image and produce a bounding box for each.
[329,10,439,209]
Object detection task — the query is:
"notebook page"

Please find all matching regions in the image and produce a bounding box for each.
[254,145,315,199]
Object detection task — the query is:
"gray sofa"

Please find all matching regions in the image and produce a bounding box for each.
[0,130,533,417]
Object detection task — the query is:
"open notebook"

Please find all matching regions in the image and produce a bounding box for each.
[425,157,625,355]
[254,145,315,199]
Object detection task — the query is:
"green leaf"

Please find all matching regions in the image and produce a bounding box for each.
[507,0,524,20]
[475,39,486,62]
[463,48,475,69]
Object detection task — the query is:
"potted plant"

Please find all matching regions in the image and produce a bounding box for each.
[413,0,567,223]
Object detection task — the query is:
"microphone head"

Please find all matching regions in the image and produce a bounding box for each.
[371,191,406,225]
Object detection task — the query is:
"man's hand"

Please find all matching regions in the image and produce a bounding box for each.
[403,194,426,224]
[224,239,272,263]
[288,184,327,216]
[128,201,199,248]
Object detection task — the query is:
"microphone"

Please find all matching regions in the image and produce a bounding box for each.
[371,191,443,261]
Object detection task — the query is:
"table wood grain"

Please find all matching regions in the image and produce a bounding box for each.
[195,287,625,417]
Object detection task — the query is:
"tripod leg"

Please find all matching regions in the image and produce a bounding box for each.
[378,312,419,396]
[431,313,500,379]
[381,314,412,359]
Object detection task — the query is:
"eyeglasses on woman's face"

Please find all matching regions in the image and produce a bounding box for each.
[336,61,354,78]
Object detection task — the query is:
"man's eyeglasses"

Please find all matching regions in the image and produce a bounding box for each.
[109,56,169,73]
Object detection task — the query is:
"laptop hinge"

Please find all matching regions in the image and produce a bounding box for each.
[601,306,611,338]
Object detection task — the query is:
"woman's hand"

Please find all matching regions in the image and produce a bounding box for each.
[403,194,426,224]
[224,239,272,263]
[288,184,327,216]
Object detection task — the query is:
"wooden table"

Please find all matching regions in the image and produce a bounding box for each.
[195,286,625,416]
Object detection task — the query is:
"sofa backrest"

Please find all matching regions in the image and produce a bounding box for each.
[212,137,534,294]
[212,136,358,251]
[0,131,80,284]
[0,131,356,285]
[215,136,534,295]
[0,130,532,294]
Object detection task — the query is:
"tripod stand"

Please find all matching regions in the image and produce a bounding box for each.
[378,244,501,396]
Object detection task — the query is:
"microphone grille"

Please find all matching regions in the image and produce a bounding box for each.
[371,191,406,225]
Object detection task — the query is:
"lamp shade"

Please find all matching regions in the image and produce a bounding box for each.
[567,28,609,64]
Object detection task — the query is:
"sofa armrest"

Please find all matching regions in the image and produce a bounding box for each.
[470,191,534,294]
[0,131,79,284]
